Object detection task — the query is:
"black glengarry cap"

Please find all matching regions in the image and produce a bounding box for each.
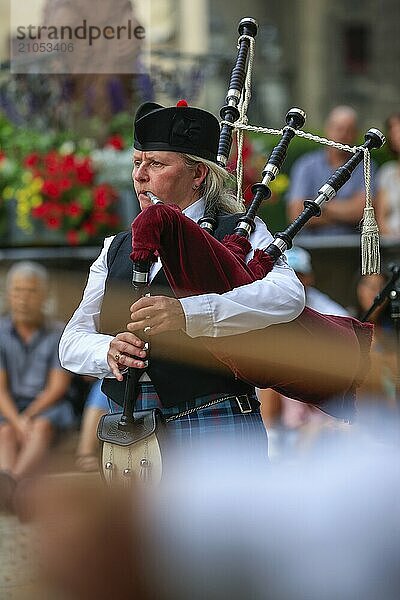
[133,100,220,163]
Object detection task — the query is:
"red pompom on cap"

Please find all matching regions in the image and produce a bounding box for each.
[176,99,188,107]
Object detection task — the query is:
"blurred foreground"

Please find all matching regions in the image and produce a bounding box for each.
[1,411,400,599]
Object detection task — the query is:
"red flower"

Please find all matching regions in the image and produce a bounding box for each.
[66,230,79,245]
[44,151,59,173]
[24,153,40,168]
[46,215,61,229]
[0,151,5,162]
[105,134,125,151]
[76,158,94,184]
[27,149,119,245]
[65,201,83,217]
[93,185,110,208]
[227,137,258,203]
[42,180,61,200]
[61,154,76,173]
[31,204,48,218]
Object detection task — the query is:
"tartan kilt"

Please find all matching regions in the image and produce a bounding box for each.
[108,382,268,451]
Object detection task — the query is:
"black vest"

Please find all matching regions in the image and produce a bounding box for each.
[101,213,253,408]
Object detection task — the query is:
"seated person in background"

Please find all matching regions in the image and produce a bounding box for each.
[286,105,377,236]
[75,379,109,472]
[375,112,400,236]
[0,262,74,509]
[259,247,349,459]
[284,246,349,316]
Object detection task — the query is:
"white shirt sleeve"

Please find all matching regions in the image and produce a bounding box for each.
[180,217,306,338]
[59,236,116,378]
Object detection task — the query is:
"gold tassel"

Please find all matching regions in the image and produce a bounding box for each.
[361,206,380,275]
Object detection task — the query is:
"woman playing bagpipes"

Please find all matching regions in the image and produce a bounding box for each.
[58,99,306,455]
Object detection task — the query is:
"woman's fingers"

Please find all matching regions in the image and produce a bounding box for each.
[107,332,148,379]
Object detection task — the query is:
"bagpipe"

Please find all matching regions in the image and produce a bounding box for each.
[98,17,384,485]
[128,17,384,420]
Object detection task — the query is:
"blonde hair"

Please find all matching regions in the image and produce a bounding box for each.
[183,154,245,215]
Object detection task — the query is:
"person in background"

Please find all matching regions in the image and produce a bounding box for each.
[75,379,109,472]
[375,112,400,236]
[284,246,349,316]
[0,262,74,510]
[286,105,376,235]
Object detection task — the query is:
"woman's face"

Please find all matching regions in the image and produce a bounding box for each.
[132,150,203,211]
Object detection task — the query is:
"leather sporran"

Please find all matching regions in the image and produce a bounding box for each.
[97,409,167,486]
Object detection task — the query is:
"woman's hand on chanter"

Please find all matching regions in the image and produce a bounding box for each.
[107,332,148,381]
[127,295,186,336]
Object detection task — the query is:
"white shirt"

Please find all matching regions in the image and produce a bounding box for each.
[59,198,305,378]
